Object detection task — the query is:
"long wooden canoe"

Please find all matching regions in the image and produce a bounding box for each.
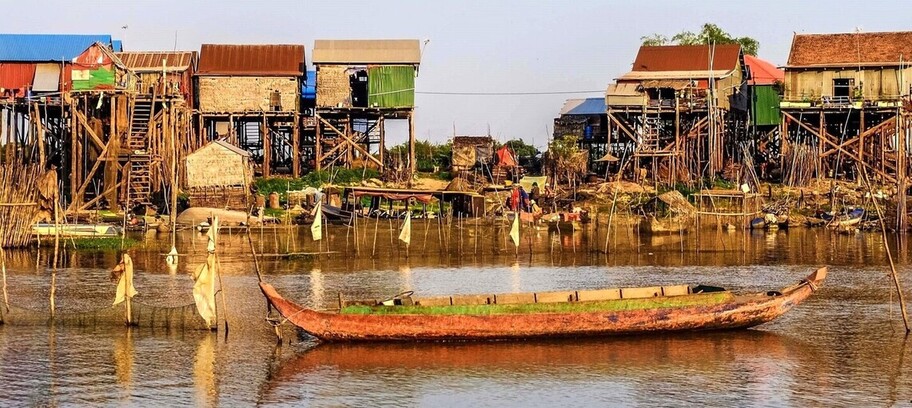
[260,267,827,342]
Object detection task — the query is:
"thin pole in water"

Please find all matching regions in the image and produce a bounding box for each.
[859,164,910,334]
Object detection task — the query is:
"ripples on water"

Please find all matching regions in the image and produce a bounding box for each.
[0,224,910,406]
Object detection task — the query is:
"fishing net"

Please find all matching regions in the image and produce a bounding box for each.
[0,300,211,330]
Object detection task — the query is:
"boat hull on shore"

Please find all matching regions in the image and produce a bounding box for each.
[260,267,826,342]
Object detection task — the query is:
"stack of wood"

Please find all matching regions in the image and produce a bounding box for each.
[316,66,351,108]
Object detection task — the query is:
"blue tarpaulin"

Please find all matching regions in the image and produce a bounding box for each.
[302,70,316,99]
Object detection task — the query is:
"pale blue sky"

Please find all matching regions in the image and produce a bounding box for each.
[7,0,910,147]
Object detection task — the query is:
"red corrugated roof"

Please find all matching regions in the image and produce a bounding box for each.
[788,31,912,67]
[631,44,741,72]
[197,44,304,76]
[743,55,783,85]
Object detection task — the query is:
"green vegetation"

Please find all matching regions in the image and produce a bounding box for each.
[416,171,452,181]
[254,168,380,201]
[641,23,760,56]
[68,237,138,250]
[501,139,540,163]
[389,140,452,172]
[341,292,732,316]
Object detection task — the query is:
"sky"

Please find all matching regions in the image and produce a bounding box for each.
[6,0,911,148]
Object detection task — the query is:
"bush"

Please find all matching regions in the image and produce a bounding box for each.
[254,168,380,202]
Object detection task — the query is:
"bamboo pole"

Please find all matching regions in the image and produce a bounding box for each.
[371,211,380,257]
[859,163,910,334]
[0,226,8,315]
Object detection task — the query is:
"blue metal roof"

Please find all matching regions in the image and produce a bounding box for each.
[0,34,114,62]
[111,40,123,52]
[560,97,606,116]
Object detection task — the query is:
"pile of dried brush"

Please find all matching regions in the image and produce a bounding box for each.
[0,157,44,247]
[543,135,588,190]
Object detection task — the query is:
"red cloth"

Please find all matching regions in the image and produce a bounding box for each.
[496,145,516,167]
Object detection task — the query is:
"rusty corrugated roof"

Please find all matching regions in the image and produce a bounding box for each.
[787,31,912,67]
[197,44,304,76]
[631,44,741,72]
[116,51,196,72]
[312,39,420,65]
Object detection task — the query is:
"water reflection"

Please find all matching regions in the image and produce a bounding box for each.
[260,331,813,406]
[194,333,217,406]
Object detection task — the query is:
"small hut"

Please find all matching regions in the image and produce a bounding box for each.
[71,42,136,91]
[115,51,197,101]
[451,135,494,173]
[185,141,253,209]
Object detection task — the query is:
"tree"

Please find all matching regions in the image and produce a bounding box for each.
[641,23,759,56]
[640,34,669,46]
[388,140,452,172]
[502,139,540,161]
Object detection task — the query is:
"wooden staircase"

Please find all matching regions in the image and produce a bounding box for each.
[126,96,153,207]
[635,116,673,157]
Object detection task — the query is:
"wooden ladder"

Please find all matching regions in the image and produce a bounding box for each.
[126,95,154,207]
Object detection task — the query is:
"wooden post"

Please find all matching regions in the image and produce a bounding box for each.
[408,110,416,174]
[819,109,825,176]
[69,101,78,201]
[345,113,352,167]
[859,107,865,169]
[898,114,908,232]
[315,113,322,171]
[378,116,385,168]
[262,115,271,177]
[292,114,300,177]
[674,99,680,184]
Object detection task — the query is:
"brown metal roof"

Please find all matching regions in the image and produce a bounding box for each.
[312,39,421,65]
[197,44,305,76]
[631,44,741,72]
[115,51,196,72]
[787,31,912,67]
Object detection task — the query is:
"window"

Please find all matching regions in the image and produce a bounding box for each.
[833,78,853,98]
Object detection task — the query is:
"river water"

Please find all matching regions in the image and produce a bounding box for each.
[0,222,910,407]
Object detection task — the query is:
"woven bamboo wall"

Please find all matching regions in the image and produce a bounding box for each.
[316,66,351,107]
[198,76,298,112]
[185,143,251,188]
[187,186,248,210]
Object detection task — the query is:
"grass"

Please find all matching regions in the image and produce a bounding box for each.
[340,292,733,316]
[60,237,139,250]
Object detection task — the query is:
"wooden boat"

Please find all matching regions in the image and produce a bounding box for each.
[823,208,864,228]
[639,215,688,234]
[32,222,123,237]
[259,267,827,342]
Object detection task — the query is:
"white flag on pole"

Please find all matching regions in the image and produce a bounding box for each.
[311,202,323,241]
[398,211,412,245]
[510,213,520,247]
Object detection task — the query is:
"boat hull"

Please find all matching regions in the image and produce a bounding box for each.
[260,268,826,342]
[32,223,123,237]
